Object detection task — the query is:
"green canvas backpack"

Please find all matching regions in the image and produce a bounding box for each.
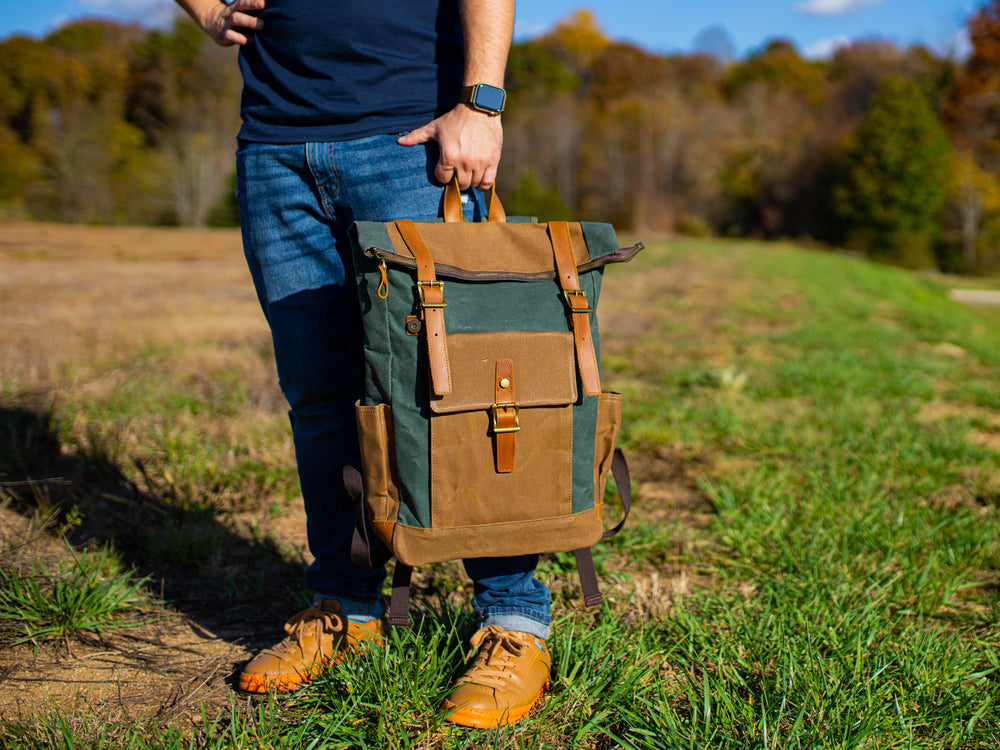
[346,184,641,626]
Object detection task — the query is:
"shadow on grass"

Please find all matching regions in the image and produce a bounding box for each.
[0,397,309,651]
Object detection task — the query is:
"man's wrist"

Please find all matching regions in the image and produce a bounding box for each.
[459,83,506,115]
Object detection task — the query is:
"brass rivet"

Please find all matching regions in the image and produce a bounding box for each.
[499,377,511,389]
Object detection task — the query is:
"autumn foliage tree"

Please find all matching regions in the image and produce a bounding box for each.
[832,76,950,267]
[0,16,238,225]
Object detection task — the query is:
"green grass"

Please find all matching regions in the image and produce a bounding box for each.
[0,546,149,646]
[2,237,999,747]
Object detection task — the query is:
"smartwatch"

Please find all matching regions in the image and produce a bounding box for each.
[459,83,507,115]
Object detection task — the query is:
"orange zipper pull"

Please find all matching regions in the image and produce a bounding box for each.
[377,260,388,299]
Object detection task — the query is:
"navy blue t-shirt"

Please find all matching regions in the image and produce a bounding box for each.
[237,0,464,143]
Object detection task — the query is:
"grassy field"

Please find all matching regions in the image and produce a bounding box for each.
[0,221,999,748]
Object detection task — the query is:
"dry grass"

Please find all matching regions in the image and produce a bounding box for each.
[0,221,300,730]
[0,221,266,385]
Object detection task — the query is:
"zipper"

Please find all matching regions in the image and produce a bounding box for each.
[364,242,643,281]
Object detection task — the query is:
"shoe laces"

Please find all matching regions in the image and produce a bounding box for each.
[457,626,536,693]
[260,606,347,665]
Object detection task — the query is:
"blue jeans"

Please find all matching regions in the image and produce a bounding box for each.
[235,135,551,639]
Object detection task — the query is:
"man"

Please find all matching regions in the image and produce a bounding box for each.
[175,0,551,729]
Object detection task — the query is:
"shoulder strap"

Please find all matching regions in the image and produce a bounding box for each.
[387,564,413,628]
[574,448,633,608]
[344,465,393,570]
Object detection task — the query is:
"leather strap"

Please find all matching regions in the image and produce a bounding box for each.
[387,564,413,628]
[492,359,517,474]
[484,183,506,223]
[549,221,601,396]
[395,219,453,396]
[442,178,506,223]
[442,178,464,223]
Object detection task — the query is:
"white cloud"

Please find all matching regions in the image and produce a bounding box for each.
[941,26,972,60]
[795,0,883,16]
[803,35,851,59]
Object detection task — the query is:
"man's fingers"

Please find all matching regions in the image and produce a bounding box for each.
[478,164,498,191]
[231,11,264,30]
[437,164,467,189]
[398,126,435,147]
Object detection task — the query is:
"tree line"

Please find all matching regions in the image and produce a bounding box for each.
[2,4,1000,273]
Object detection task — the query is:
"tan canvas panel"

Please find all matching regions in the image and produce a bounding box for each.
[355,402,401,547]
[429,404,573,529]
[386,221,591,276]
[594,392,623,509]
[390,507,605,566]
[429,331,577,414]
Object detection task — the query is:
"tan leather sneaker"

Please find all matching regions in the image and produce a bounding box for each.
[237,598,385,693]
[442,626,551,728]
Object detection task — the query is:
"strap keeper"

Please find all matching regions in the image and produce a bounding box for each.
[491,402,520,433]
[417,279,446,309]
[562,288,593,313]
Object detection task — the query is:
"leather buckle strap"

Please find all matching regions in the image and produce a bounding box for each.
[416,280,446,308]
[491,403,520,433]
[548,221,601,396]
[395,219,453,396]
[492,359,517,473]
[562,288,593,314]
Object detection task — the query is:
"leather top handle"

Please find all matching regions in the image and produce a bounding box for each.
[442,177,506,223]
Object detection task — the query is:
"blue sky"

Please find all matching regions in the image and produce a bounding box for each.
[0,0,982,59]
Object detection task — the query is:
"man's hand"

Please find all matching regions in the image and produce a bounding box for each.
[398,105,503,191]
[177,0,264,47]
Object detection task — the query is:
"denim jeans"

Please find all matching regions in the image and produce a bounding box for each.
[235,135,551,639]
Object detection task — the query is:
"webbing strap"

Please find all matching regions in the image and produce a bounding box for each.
[574,448,633,608]
[387,564,413,628]
[548,221,601,396]
[574,547,604,607]
[344,465,392,570]
[602,448,632,540]
[395,219,452,396]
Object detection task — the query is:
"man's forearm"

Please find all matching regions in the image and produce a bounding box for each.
[175,0,224,31]
[459,0,515,87]
[396,0,514,189]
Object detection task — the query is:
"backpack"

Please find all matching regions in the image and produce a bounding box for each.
[346,184,641,626]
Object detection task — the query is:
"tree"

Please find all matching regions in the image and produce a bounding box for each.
[945,0,1000,171]
[21,20,149,222]
[832,76,950,266]
[720,42,826,236]
[538,9,610,78]
[944,149,1000,272]
[505,171,573,221]
[505,39,578,108]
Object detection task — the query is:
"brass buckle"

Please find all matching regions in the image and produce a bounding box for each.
[417,280,446,308]
[491,402,520,433]
[562,289,592,313]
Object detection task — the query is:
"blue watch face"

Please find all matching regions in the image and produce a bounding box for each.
[474,85,506,113]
